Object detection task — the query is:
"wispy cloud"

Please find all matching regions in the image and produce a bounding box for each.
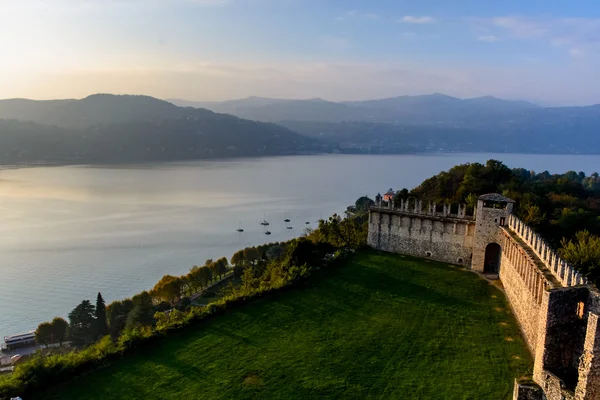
[478,35,500,42]
[401,16,435,24]
[489,16,600,56]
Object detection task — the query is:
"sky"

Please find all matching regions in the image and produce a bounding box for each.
[1,0,600,105]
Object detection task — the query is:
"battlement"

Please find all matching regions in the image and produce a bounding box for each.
[507,215,588,287]
[373,198,474,221]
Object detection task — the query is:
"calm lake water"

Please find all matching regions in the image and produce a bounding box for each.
[1,153,600,337]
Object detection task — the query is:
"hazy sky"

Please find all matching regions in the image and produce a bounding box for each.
[1,0,600,105]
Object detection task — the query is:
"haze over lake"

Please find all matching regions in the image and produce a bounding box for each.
[1,153,600,337]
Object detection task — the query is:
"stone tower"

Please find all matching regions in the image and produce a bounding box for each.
[471,193,515,273]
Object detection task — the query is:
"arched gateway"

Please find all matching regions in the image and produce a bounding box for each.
[471,194,515,273]
[483,243,501,273]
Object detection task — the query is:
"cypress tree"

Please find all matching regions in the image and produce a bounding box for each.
[95,292,109,337]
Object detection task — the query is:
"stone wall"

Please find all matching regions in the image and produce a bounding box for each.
[576,310,600,399]
[531,288,600,400]
[513,381,545,400]
[500,230,555,351]
[368,207,474,266]
[508,215,587,287]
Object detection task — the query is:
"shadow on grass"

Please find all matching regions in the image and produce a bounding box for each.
[334,261,481,311]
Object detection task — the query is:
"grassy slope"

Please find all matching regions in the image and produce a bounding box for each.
[41,251,532,399]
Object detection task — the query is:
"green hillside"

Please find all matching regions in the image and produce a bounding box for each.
[41,251,531,399]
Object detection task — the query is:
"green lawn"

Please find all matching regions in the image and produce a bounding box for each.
[41,250,532,399]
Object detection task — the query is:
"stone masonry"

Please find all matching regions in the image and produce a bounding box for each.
[368,193,600,400]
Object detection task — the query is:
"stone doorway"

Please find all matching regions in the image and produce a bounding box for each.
[484,243,501,274]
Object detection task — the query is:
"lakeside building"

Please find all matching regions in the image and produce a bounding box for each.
[2,331,36,351]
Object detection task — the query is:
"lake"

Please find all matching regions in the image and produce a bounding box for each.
[1,153,600,337]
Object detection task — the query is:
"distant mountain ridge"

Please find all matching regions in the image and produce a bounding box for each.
[167,93,541,124]
[0,94,219,128]
[0,94,320,166]
[2,93,600,164]
[168,93,600,154]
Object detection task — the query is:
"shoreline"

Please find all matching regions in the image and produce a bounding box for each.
[3,150,600,171]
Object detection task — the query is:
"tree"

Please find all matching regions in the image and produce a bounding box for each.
[199,266,213,288]
[151,275,183,305]
[126,291,155,329]
[107,299,134,339]
[68,300,96,344]
[266,244,285,261]
[522,204,546,226]
[282,237,333,270]
[35,322,53,347]
[213,257,229,278]
[231,250,245,266]
[188,266,212,292]
[243,247,260,265]
[354,196,375,214]
[95,292,109,338]
[559,230,600,284]
[315,214,367,249]
[50,317,69,345]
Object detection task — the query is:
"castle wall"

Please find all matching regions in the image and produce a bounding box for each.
[368,208,474,266]
[500,230,552,351]
[508,215,587,287]
[367,195,600,400]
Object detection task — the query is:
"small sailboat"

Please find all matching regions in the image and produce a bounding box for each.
[263,224,271,235]
[284,218,291,223]
[236,221,244,233]
[260,213,270,226]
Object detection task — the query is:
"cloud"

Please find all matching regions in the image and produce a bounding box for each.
[489,16,600,57]
[401,16,435,24]
[478,35,499,42]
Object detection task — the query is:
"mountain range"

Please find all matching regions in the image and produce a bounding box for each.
[1,92,600,167]
[0,94,318,166]
[168,94,542,124]
[169,94,600,154]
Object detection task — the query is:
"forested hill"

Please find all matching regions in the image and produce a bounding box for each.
[0,95,321,166]
[171,94,600,154]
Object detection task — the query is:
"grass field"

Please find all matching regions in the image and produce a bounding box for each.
[41,250,532,399]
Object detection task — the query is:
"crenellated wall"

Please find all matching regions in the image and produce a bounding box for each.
[500,228,558,351]
[368,203,475,267]
[508,215,587,287]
